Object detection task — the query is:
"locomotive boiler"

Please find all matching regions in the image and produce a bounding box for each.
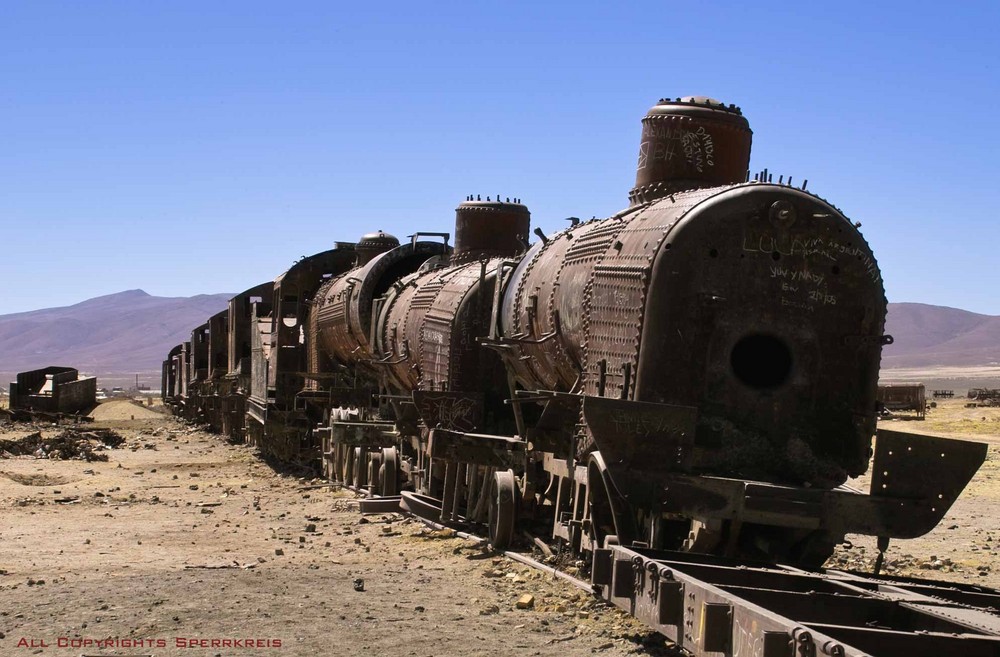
[164,96,987,571]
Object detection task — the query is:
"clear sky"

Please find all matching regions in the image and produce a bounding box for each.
[2,1,998,315]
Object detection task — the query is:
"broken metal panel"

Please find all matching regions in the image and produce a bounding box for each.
[581,396,699,473]
[865,429,987,538]
[248,313,271,406]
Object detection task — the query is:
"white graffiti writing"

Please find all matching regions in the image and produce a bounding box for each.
[743,232,882,284]
[637,125,716,172]
[770,265,825,287]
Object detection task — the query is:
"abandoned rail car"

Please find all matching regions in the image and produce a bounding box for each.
[9,366,96,415]
[877,383,926,419]
[162,96,997,652]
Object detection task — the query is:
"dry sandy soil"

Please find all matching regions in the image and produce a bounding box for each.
[0,401,671,657]
[1,398,997,657]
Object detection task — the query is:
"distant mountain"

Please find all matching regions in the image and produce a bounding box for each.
[0,289,231,374]
[0,292,996,378]
[882,303,1000,368]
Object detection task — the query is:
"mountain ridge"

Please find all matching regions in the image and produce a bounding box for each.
[0,290,233,374]
[0,292,997,377]
[882,302,1000,368]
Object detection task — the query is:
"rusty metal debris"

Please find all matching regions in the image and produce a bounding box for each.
[968,388,1000,407]
[0,428,124,461]
[8,366,96,415]
[161,96,998,648]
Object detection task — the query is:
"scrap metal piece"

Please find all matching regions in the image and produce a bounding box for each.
[359,496,402,514]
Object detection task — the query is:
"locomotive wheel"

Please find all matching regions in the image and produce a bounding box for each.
[379,447,399,496]
[586,452,635,548]
[488,469,518,550]
[353,447,368,489]
[367,451,381,491]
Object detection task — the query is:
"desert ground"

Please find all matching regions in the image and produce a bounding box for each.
[0,401,674,657]
[0,396,997,657]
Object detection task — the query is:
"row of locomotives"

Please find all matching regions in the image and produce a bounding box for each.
[164,96,1000,655]
[318,97,990,575]
[161,282,272,436]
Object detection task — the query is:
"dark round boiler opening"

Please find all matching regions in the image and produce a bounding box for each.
[730,334,792,389]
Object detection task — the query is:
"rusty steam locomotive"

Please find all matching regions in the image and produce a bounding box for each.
[163,97,986,573]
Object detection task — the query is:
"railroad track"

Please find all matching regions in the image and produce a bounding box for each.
[350,486,1000,657]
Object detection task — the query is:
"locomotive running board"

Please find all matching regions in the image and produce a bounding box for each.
[591,545,1000,657]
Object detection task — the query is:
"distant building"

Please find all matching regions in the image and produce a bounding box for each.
[8,366,97,414]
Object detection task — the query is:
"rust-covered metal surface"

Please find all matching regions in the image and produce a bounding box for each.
[206,309,229,380]
[227,282,273,376]
[315,240,447,369]
[499,215,634,392]
[378,258,502,393]
[878,383,927,418]
[629,96,752,205]
[452,199,529,265]
[634,185,886,487]
[355,230,398,266]
[188,323,209,385]
[267,246,358,393]
[503,180,887,489]
[160,96,996,654]
[594,546,1000,657]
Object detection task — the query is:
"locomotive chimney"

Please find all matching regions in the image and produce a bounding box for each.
[452,198,530,264]
[354,230,400,266]
[629,96,752,206]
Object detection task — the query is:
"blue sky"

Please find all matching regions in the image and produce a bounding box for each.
[2,1,998,315]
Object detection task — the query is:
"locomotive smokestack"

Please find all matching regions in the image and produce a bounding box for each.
[452,199,530,264]
[355,230,400,266]
[629,96,752,206]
